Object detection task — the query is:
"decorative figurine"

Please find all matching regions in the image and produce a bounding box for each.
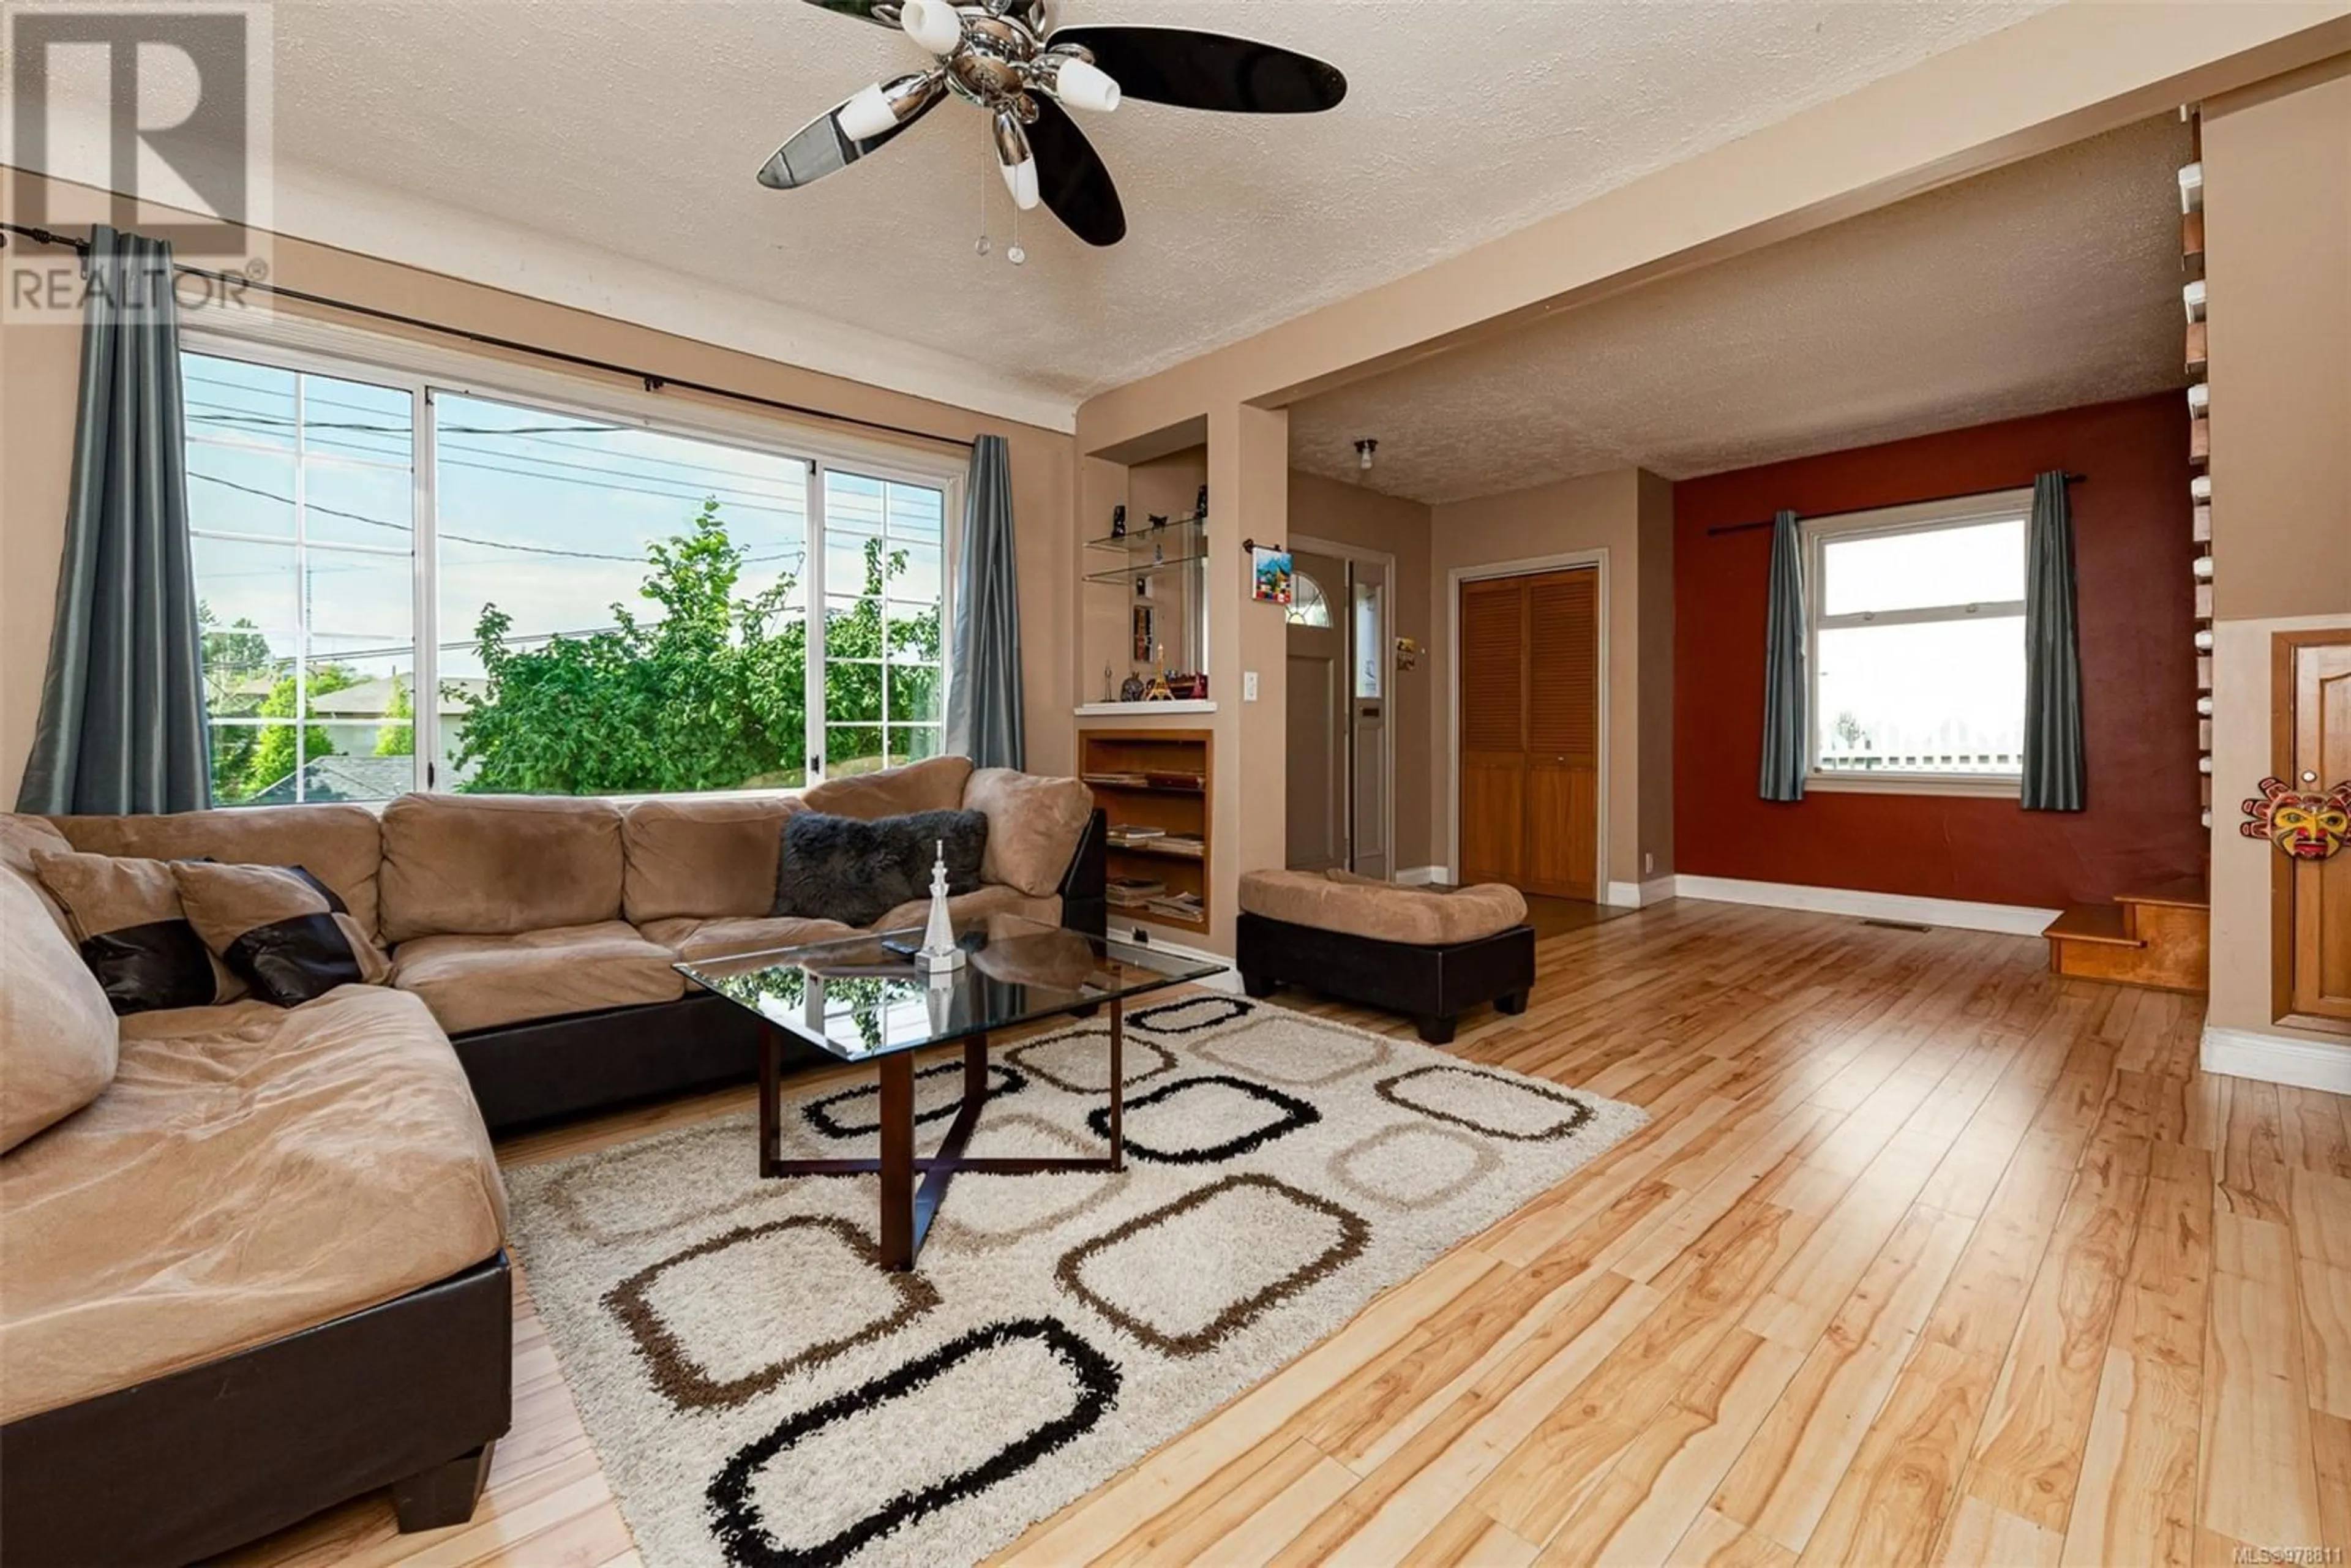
[1102,662,1116,703]
[1149,512,1169,531]
[915,840,966,976]
[1109,504,1127,539]
[1195,484,1208,520]
[1120,673,1147,702]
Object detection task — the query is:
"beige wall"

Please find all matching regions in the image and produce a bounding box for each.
[2204,56,2351,623]
[2201,57,2351,1051]
[1427,467,1674,895]
[1286,470,1436,871]
[0,170,1078,806]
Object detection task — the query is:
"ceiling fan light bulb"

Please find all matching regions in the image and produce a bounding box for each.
[899,0,962,55]
[836,82,899,140]
[1054,57,1121,113]
[1000,155,1040,210]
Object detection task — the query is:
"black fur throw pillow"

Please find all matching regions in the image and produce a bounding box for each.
[774,809,990,928]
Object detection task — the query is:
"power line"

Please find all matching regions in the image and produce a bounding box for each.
[187,470,808,566]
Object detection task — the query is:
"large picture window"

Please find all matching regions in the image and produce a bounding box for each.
[183,338,955,806]
[1806,491,2029,784]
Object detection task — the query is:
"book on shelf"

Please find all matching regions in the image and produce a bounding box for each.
[1081,771,1151,787]
[1106,824,1166,842]
[1152,834,1204,858]
[1106,876,1164,907]
[1143,771,1204,790]
[1145,891,1205,921]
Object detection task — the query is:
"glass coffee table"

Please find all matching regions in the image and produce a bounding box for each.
[677,915,1223,1270]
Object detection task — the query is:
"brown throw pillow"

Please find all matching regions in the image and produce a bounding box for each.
[963,769,1096,898]
[0,867,120,1151]
[31,850,245,1015]
[171,861,392,1007]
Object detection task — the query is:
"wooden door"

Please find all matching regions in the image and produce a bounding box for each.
[1457,568,1599,897]
[1286,552,1348,871]
[1523,571,1599,898]
[2282,635,2351,1024]
[1458,577,1528,887]
[1350,559,1391,879]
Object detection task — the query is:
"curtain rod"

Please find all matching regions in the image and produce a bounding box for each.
[0,220,978,453]
[1704,473,2085,537]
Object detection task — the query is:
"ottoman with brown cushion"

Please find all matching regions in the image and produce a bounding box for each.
[1236,869,1535,1045]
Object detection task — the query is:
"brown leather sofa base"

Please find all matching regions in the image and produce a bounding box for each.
[1236,911,1535,1045]
[452,811,1111,1135]
[0,1251,511,1567]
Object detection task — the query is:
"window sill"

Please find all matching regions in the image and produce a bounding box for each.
[1805,773,2023,799]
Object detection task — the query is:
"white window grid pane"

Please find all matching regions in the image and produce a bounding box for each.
[187,345,956,800]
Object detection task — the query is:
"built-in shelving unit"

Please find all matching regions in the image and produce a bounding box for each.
[1079,727,1212,937]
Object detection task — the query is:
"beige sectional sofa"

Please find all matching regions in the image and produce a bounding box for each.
[0,755,1100,1566]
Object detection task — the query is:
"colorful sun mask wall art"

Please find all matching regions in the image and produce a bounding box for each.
[2240,778,2351,860]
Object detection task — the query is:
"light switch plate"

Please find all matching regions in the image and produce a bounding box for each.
[1244,671,1260,701]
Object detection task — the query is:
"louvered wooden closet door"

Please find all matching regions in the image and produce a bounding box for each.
[1523,570,1599,898]
[1458,578,1528,887]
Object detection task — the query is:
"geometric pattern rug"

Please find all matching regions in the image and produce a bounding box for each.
[504,997,1647,1567]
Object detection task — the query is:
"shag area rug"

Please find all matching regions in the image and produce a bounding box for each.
[505,996,1647,1568]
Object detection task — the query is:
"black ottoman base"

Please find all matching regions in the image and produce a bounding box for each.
[1235,912,1536,1045]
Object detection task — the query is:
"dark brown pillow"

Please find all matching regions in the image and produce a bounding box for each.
[774,809,988,928]
[31,850,244,1015]
[171,861,392,1007]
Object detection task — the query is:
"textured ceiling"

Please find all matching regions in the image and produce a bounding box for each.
[1288,116,2194,503]
[165,0,2055,417]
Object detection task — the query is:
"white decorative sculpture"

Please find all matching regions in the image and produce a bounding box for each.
[916,839,965,977]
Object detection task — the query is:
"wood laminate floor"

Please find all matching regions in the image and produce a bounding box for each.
[223,898,2351,1567]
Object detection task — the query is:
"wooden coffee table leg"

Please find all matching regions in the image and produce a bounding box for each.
[878,1052,915,1269]
[757,1022,781,1177]
[1109,995,1125,1172]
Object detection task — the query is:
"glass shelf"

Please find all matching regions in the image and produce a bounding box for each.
[1085,511,1205,552]
[1084,552,1207,586]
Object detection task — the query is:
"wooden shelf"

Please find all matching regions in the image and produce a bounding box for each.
[1081,725,1212,941]
[1108,839,1206,863]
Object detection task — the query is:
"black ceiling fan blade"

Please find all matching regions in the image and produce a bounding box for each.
[756,86,937,189]
[797,0,904,29]
[1027,96,1127,247]
[1043,26,1346,114]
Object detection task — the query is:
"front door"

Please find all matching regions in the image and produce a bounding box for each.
[1349,560,1390,880]
[1285,550,1348,871]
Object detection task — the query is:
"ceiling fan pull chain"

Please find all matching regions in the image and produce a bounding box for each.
[1008,200,1025,266]
[974,133,992,257]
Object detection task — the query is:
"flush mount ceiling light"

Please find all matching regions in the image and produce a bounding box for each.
[759,0,1348,248]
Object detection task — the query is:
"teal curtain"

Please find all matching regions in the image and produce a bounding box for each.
[1757,509,1807,801]
[2022,470,2085,811]
[17,227,210,815]
[943,435,1025,770]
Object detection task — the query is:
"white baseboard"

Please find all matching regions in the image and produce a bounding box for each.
[1396,865,1450,887]
[2201,1024,2351,1094]
[1602,880,1643,909]
[1639,876,1676,906]
[1669,874,2058,937]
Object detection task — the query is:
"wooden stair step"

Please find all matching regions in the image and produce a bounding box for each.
[2114,876,2209,911]
[2043,904,2143,948]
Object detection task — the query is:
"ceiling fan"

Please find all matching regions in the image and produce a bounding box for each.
[760,0,1348,248]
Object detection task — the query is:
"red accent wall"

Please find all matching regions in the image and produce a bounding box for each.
[1673,394,2205,910]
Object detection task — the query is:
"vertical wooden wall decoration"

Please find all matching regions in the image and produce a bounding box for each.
[1458,568,1599,899]
[2181,116,2215,827]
